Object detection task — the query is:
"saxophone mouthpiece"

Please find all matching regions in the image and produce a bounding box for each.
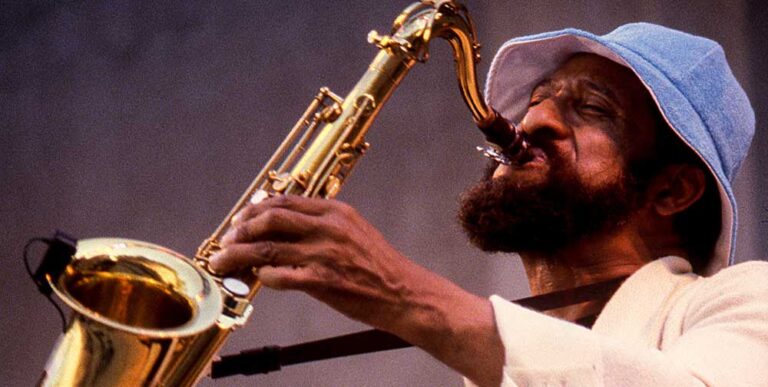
[477,110,529,165]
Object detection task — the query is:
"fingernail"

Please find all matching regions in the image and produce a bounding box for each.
[208,252,222,271]
[232,210,245,225]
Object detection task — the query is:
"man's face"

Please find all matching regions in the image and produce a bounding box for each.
[459,54,659,253]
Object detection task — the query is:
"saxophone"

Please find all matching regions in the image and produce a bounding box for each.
[36,1,526,385]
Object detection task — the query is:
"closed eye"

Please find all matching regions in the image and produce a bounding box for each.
[581,104,608,114]
[528,98,543,108]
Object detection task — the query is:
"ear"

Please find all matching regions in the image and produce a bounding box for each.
[647,164,706,217]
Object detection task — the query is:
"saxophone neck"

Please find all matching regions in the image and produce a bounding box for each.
[372,1,519,149]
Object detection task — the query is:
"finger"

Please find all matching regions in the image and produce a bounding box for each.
[223,206,322,245]
[256,265,319,290]
[208,241,305,273]
[233,195,341,225]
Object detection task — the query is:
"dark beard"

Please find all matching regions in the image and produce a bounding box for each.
[458,158,641,254]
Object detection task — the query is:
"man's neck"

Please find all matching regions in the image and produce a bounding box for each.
[520,251,645,295]
[519,231,654,321]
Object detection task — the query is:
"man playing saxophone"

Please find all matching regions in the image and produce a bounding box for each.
[209,23,768,386]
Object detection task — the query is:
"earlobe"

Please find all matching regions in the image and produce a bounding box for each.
[651,164,706,217]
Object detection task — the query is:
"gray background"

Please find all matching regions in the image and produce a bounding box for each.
[2,1,766,386]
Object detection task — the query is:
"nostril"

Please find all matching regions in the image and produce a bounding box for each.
[525,125,561,142]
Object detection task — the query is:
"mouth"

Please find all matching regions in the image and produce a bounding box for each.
[477,143,549,175]
[515,147,547,167]
[491,146,549,181]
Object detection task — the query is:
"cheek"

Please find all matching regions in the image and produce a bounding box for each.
[573,129,625,187]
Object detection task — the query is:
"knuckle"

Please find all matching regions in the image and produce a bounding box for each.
[240,203,256,218]
[261,207,286,227]
[239,202,263,222]
[258,240,278,264]
[333,200,356,217]
[270,194,294,208]
[322,219,344,240]
[330,201,361,229]
[319,241,344,262]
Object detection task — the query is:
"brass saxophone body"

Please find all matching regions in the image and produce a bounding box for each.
[38,1,525,385]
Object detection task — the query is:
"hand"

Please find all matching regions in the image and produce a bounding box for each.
[208,194,420,328]
[208,194,504,386]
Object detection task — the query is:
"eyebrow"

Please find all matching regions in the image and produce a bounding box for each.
[580,79,621,102]
[531,77,621,103]
[531,77,554,95]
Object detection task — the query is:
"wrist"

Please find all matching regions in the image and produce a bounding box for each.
[383,264,503,386]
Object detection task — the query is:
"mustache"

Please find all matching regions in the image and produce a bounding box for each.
[482,159,499,180]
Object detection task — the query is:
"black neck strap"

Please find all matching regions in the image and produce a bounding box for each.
[210,275,627,378]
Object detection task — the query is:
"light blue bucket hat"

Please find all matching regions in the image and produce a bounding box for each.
[485,23,754,275]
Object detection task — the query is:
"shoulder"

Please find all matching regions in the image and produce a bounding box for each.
[683,260,768,322]
[700,260,768,291]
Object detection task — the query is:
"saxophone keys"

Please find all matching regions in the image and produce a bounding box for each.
[269,171,292,192]
[222,277,250,297]
[295,170,312,188]
[324,175,342,199]
[249,189,271,205]
[367,30,389,48]
[318,103,342,122]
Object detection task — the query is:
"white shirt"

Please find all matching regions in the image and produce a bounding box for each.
[468,257,768,386]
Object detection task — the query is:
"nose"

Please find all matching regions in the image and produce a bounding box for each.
[519,99,570,141]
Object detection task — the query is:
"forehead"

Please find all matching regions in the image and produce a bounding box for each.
[536,54,651,105]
